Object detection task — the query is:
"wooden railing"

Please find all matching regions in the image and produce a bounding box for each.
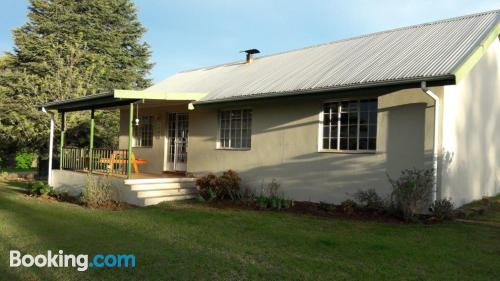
[61,147,128,176]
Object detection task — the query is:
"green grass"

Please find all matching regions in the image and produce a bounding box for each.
[1,182,500,281]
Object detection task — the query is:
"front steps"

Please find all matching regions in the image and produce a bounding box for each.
[122,177,198,206]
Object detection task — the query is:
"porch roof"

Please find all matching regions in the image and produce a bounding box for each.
[38,92,137,112]
[37,90,208,112]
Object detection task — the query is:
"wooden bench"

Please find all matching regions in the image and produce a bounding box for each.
[99,151,147,174]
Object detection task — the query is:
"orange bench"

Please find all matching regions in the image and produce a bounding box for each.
[99,151,147,174]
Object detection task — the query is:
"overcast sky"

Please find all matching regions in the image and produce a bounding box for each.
[0,0,498,82]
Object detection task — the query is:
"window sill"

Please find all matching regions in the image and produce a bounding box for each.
[133,146,153,149]
[216,148,251,151]
[319,149,377,154]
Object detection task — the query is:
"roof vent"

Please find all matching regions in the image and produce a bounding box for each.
[241,49,260,64]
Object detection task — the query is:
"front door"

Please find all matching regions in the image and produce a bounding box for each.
[166,113,188,172]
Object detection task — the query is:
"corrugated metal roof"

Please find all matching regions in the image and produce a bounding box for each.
[148,9,499,104]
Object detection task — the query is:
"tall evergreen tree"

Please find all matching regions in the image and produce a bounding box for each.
[0,0,152,159]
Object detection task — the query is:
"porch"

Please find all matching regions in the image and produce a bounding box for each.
[39,90,206,206]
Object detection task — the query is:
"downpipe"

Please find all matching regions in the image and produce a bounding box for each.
[420,81,439,202]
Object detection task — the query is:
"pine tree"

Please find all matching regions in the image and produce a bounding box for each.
[0,0,152,159]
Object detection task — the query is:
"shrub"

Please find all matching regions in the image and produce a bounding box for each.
[388,168,433,221]
[196,170,241,201]
[196,173,218,201]
[353,188,385,211]
[15,151,35,170]
[255,179,293,210]
[430,198,455,220]
[217,170,241,200]
[30,181,52,195]
[339,199,358,215]
[82,176,117,207]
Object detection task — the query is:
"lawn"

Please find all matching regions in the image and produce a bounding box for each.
[1,182,499,281]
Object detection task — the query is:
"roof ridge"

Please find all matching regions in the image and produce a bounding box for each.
[173,8,499,75]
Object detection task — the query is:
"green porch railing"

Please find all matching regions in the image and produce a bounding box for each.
[61,147,129,177]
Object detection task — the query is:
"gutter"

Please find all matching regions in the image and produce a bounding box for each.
[193,75,455,106]
[420,81,439,202]
[41,107,55,186]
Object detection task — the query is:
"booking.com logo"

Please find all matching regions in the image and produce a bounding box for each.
[10,250,136,271]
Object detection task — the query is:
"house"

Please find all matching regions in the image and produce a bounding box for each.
[39,10,500,207]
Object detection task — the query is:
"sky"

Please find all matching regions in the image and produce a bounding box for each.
[0,0,499,83]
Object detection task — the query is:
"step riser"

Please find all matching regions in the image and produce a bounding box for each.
[142,194,197,206]
[129,182,196,191]
[124,178,196,185]
[136,188,197,198]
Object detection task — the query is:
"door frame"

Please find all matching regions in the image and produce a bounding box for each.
[164,112,189,172]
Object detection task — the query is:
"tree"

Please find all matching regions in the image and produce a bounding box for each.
[0,0,152,161]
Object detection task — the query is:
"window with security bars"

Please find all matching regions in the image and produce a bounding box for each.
[322,99,377,151]
[218,109,252,149]
[134,116,153,147]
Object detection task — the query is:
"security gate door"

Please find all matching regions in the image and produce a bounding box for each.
[167,113,188,172]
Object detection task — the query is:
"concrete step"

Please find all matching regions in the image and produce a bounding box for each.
[128,181,196,191]
[141,194,197,206]
[124,177,196,185]
[136,187,197,198]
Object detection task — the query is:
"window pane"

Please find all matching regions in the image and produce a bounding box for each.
[348,112,357,124]
[369,125,377,138]
[369,138,376,150]
[324,113,330,125]
[331,125,338,139]
[340,138,348,150]
[330,138,338,150]
[369,112,377,125]
[340,113,348,124]
[348,138,357,150]
[359,138,368,150]
[323,126,330,138]
[360,112,369,125]
[359,125,368,138]
[323,138,330,149]
[349,125,357,138]
[340,125,348,138]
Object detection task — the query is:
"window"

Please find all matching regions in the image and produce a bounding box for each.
[134,116,153,147]
[322,99,377,151]
[218,109,252,149]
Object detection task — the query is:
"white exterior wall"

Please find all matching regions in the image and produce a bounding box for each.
[441,39,500,205]
[188,87,441,204]
[118,103,188,174]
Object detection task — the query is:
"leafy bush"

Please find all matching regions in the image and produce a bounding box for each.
[15,151,35,170]
[388,168,433,221]
[196,173,218,201]
[353,188,385,211]
[196,170,241,201]
[255,179,293,210]
[82,176,117,207]
[430,198,455,220]
[217,170,242,200]
[339,199,358,215]
[30,181,52,195]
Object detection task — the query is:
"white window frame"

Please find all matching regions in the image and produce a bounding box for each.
[216,109,252,150]
[318,98,378,153]
[134,115,153,148]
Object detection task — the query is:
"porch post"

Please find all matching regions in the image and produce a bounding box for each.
[59,112,65,170]
[89,109,95,173]
[127,103,134,178]
[47,112,55,185]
